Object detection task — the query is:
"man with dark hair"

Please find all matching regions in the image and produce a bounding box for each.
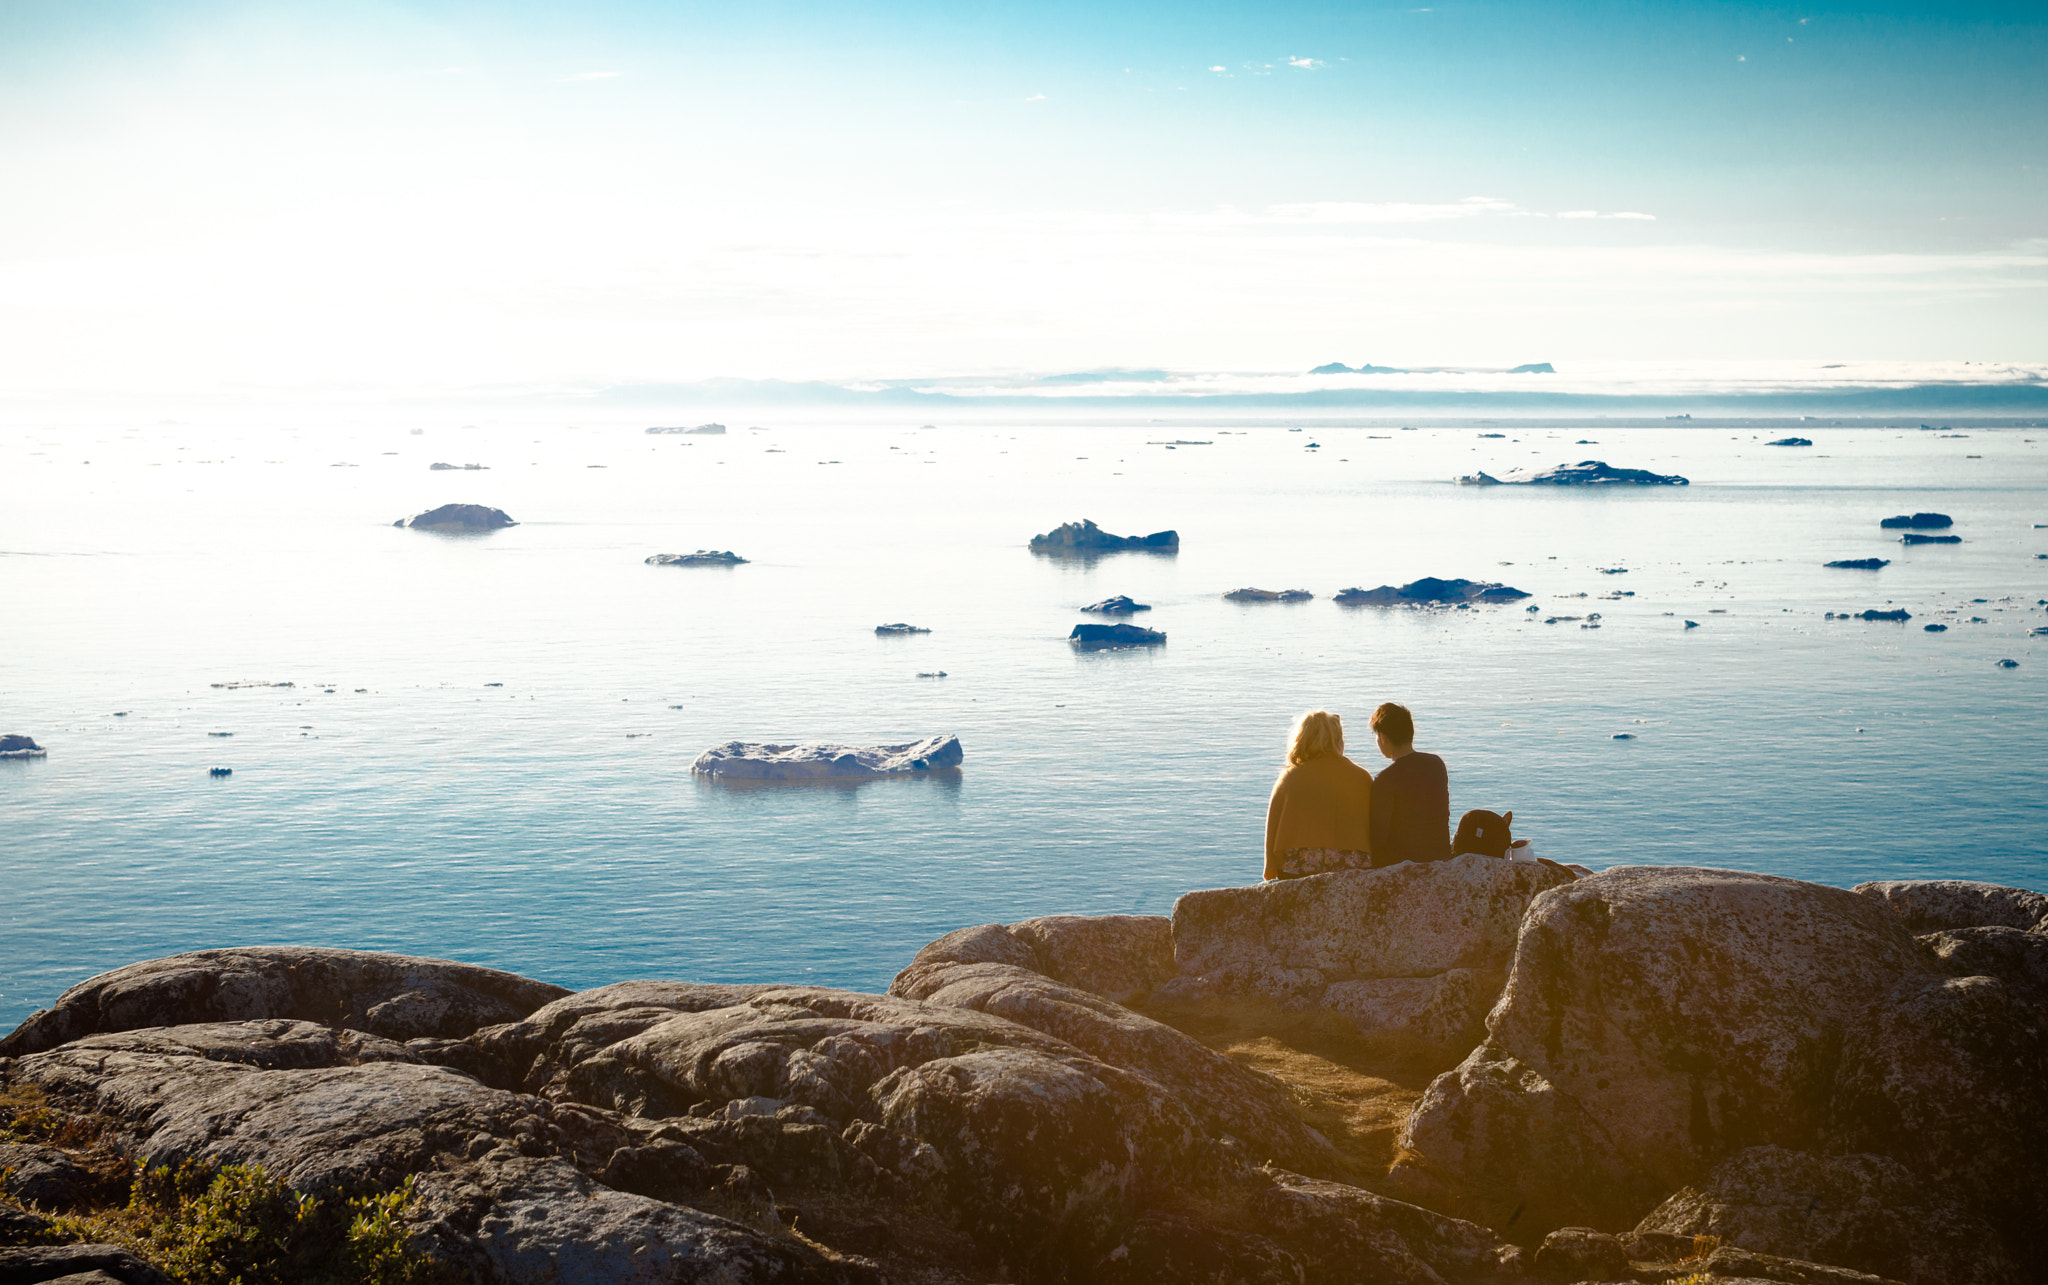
[1368,702,1450,866]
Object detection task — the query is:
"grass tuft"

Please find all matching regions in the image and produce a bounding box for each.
[52,1158,458,1285]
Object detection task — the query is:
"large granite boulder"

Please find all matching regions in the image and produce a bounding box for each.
[1853,879,2048,934]
[1391,865,2048,1275]
[691,735,961,780]
[1631,1145,2018,1285]
[900,915,1177,1006]
[1028,519,1179,553]
[0,733,45,758]
[394,503,517,529]
[0,947,571,1058]
[888,961,1340,1175]
[1164,856,1574,1046]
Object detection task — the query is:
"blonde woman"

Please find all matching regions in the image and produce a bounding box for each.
[1264,710,1375,880]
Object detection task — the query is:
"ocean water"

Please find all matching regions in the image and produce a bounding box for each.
[3,417,2045,1030]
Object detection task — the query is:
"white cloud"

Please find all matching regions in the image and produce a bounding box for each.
[1208,65,1227,72]
[1024,93,1046,101]
[1287,57,1325,69]
[558,71,622,82]
[1559,210,1657,221]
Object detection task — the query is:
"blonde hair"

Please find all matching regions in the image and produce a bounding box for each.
[1287,710,1344,765]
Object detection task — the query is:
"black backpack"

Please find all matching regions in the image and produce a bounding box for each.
[1452,809,1513,858]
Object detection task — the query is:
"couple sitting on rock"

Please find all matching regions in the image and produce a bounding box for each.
[1263,703,1453,880]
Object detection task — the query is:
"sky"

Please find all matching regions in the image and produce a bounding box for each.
[0,0,2043,399]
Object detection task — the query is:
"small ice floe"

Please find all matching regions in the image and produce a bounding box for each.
[1081,596,1152,614]
[1070,623,1166,649]
[646,550,746,566]
[693,734,962,780]
[395,504,516,530]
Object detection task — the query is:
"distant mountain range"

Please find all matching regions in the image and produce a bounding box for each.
[582,371,2048,415]
[1309,361,1555,375]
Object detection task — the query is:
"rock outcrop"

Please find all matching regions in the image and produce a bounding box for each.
[15,860,2037,1285]
[691,735,962,780]
[428,462,489,470]
[1080,596,1151,614]
[1456,460,1690,486]
[646,423,727,434]
[1335,578,1531,606]
[6,949,1546,1285]
[1388,867,2048,1283]
[0,733,46,759]
[0,946,571,1058]
[1824,559,1889,570]
[1900,532,1961,545]
[394,504,517,530]
[1879,512,1952,529]
[1028,520,1179,554]
[1767,437,1813,447]
[647,551,747,566]
[1224,588,1313,602]
[872,623,930,635]
[1069,623,1165,648]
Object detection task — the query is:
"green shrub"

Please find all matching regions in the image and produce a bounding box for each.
[55,1158,458,1285]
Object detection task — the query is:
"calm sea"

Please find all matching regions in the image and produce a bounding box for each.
[3,416,2044,1029]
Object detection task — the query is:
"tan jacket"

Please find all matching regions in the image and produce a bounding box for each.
[1264,754,1375,879]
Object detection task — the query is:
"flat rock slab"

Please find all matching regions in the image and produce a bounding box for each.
[1080,596,1151,613]
[0,946,570,1057]
[691,734,961,780]
[1170,855,1574,994]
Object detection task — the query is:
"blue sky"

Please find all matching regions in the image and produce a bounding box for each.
[0,1,2042,393]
